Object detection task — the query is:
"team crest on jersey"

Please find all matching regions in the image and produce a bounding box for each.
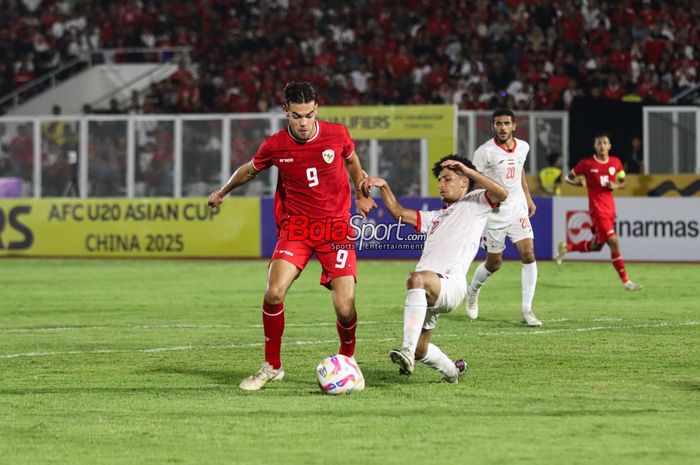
[322,149,335,164]
[608,166,616,175]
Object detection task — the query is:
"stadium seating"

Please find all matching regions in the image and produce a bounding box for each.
[0,0,697,114]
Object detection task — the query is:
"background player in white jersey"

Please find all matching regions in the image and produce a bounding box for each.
[361,155,508,382]
[466,108,542,326]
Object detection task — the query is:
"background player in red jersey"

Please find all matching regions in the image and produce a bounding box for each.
[208,81,376,390]
[556,133,643,291]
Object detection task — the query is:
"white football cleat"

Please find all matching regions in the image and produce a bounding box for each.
[349,356,365,391]
[624,281,644,291]
[443,359,469,384]
[465,286,479,320]
[555,241,567,266]
[521,310,542,327]
[239,362,284,391]
[389,348,415,375]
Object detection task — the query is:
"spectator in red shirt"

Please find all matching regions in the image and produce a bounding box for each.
[388,45,416,79]
[548,65,571,95]
[608,39,631,74]
[10,124,33,180]
[639,0,659,26]
[170,61,194,87]
[603,76,626,100]
[533,81,555,109]
[645,26,671,65]
[13,58,34,88]
[587,23,611,55]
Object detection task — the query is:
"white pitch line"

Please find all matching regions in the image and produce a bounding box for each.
[473,320,698,337]
[0,321,697,360]
[0,320,399,334]
[3,326,111,333]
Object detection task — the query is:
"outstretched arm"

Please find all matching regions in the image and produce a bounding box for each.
[207,161,259,207]
[345,151,377,217]
[359,176,418,227]
[564,170,586,187]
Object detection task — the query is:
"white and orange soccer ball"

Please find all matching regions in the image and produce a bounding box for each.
[316,354,362,395]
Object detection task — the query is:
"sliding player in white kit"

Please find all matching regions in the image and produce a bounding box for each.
[466,108,542,326]
[360,155,508,382]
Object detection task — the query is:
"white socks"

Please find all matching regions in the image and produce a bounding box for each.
[418,343,456,378]
[521,261,537,313]
[472,260,537,313]
[402,288,427,353]
[469,262,492,293]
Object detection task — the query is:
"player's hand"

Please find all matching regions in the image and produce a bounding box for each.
[358,171,372,197]
[440,159,471,175]
[207,191,224,208]
[360,176,387,192]
[356,195,377,218]
[527,199,537,217]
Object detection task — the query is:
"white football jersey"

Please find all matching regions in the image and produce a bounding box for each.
[415,189,495,276]
[472,137,529,229]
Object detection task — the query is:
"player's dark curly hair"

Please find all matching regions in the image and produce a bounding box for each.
[283,81,318,105]
[432,154,478,192]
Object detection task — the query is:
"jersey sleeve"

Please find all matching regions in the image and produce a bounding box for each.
[340,124,356,159]
[251,138,273,171]
[481,189,500,209]
[571,158,585,176]
[614,157,626,180]
[472,146,487,172]
[416,209,437,234]
[463,189,494,213]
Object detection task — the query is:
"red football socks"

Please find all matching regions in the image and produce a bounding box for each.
[611,251,629,283]
[262,301,284,369]
[336,313,358,357]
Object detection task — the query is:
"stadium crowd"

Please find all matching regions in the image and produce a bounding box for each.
[0,0,698,113]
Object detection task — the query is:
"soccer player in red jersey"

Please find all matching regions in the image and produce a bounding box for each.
[208,81,377,390]
[555,133,643,291]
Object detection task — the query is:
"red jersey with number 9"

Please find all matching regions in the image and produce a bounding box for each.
[252,120,355,227]
[571,155,624,215]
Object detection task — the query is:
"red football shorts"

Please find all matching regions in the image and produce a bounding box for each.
[589,210,616,245]
[271,223,356,289]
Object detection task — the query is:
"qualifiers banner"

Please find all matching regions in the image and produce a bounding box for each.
[320,105,456,197]
[0,198,260,258]
[552,197,700,262]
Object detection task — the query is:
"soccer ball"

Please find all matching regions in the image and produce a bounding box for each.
[316,354,361,395]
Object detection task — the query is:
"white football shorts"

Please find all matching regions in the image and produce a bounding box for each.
[481,217,535,254]
[423,273,467,331]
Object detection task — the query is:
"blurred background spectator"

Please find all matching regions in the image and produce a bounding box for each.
[538,152,563,196]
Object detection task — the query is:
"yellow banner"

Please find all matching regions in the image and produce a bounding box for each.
[321,105,456,196]
[0,198,260,257]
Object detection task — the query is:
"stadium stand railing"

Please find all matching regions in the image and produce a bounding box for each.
[1,108,698,199]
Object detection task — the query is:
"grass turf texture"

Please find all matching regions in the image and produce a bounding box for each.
[0,258,698,465]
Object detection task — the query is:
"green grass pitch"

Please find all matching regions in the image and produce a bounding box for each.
[0,258,698,465]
